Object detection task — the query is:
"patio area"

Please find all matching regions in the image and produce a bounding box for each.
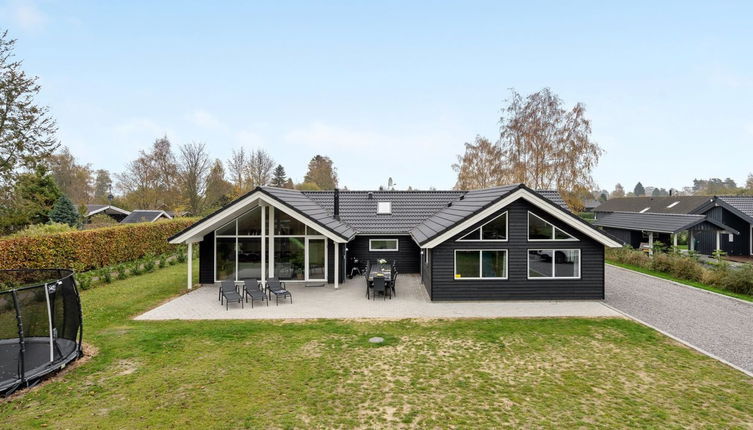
[135,274,619,320]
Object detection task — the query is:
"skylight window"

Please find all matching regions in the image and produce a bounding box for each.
[377,201,392,214]
[639,207,650,213]
[667,201,680,208]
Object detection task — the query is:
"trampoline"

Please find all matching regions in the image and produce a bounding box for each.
[0,269,83,395]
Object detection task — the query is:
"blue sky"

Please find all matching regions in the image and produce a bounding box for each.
[2,0,752,192]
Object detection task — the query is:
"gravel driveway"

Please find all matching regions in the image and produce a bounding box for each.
[605,264,753,375]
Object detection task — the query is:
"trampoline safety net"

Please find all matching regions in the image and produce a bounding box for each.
[0,269,83,395]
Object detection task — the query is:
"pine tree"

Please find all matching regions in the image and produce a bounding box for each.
[271,164,288,187]
[633,182,645,196]
[49,194,80,227]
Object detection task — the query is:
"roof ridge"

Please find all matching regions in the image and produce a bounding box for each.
[607,211,704,217]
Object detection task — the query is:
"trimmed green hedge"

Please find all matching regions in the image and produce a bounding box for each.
[607,246,753,296]
[0,218,197,272]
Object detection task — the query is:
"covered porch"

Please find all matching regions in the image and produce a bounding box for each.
[173,188,353,292]
[593,212,740,254]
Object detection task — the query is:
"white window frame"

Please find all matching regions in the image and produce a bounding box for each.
[527,211,578,242]
[526,249,581,280]
[453,249,508,280]
[369,238,399,252]
[377,201,392,214]
[457,212,509,242]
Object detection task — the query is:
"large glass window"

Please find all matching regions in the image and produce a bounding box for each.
[454,250,507,279]
[458,212,507,241]
[237,207,262,236]
[237,238,262,279]
[215,238,236,281]
[528,249,580,279]
[528,212,576,241]
[214,206,327,281]
[369,239,399,251]
[216,220,236,236]
[275,211,305,235]
[274,237,305,280]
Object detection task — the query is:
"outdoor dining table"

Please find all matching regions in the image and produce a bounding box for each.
[367,263,392,282]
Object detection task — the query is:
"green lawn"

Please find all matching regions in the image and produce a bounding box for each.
[607,260,753,302]
[2,264,753,429]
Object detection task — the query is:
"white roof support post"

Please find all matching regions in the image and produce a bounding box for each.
[334,242,339,289]
[689,230,695,252]
[673,233,678,248]
[187,242,193,290]
[261,205,266,286]
[716,230,721,252]
[268,206,275,278]
[648,232,654,256]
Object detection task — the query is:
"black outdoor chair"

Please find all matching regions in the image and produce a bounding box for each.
[372,276,389,300]
[365,273,373,299]
[389,271,398,297]
[267,278,292,305]
[243,279,268,308]
[220,280,243,310]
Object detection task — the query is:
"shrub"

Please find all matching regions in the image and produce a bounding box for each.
[116,264,128,280]
[143,255,156,273]
[0,218,197,272]
[101,269,113,284]
[77,274,92,290]
[8,223,78,238]
[719,265,753,295]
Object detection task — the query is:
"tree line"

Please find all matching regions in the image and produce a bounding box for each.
[605,176,753,200]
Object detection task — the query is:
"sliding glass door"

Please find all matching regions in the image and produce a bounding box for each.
[307,238,326,280]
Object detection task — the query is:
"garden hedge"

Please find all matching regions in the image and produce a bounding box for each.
[0,218,197,272]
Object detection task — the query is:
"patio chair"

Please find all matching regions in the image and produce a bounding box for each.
[243,279,268,308]
[267,278,293,306]
[389,271,398,297]
[372,276,389,300]
[220,280,243,310]
[365,273,373,299]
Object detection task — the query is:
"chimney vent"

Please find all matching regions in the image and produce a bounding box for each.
[333,188,340,220]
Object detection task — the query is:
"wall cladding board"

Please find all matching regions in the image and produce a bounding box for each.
[431,199,605,300]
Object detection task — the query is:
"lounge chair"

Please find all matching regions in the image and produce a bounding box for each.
[243,279,268,308]
[220,280,243,310]
[267,278,292,305]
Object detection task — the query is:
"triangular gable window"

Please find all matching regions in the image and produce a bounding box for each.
[457,212,507,241]
[528,212,576,241]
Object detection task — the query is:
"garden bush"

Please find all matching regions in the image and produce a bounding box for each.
[607,246,753,297]
[0,218,197,272]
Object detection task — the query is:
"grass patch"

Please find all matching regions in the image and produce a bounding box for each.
[607,260,753,302]
[1,264,753,428]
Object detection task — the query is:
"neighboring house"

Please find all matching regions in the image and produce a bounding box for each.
[121,210,173,224]
[85,204,131,222]
[690,196,753,256]
[592,196,752,256]
[582,199,601,213]
[169,184,621,301]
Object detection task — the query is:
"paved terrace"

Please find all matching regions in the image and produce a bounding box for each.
[135,274,619,320]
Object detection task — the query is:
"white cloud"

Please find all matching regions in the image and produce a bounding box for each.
[284,122,378,150]
[6,0,48,32]
[234,129,264,147]
[187,109,225,130]
[282,122,462,189]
